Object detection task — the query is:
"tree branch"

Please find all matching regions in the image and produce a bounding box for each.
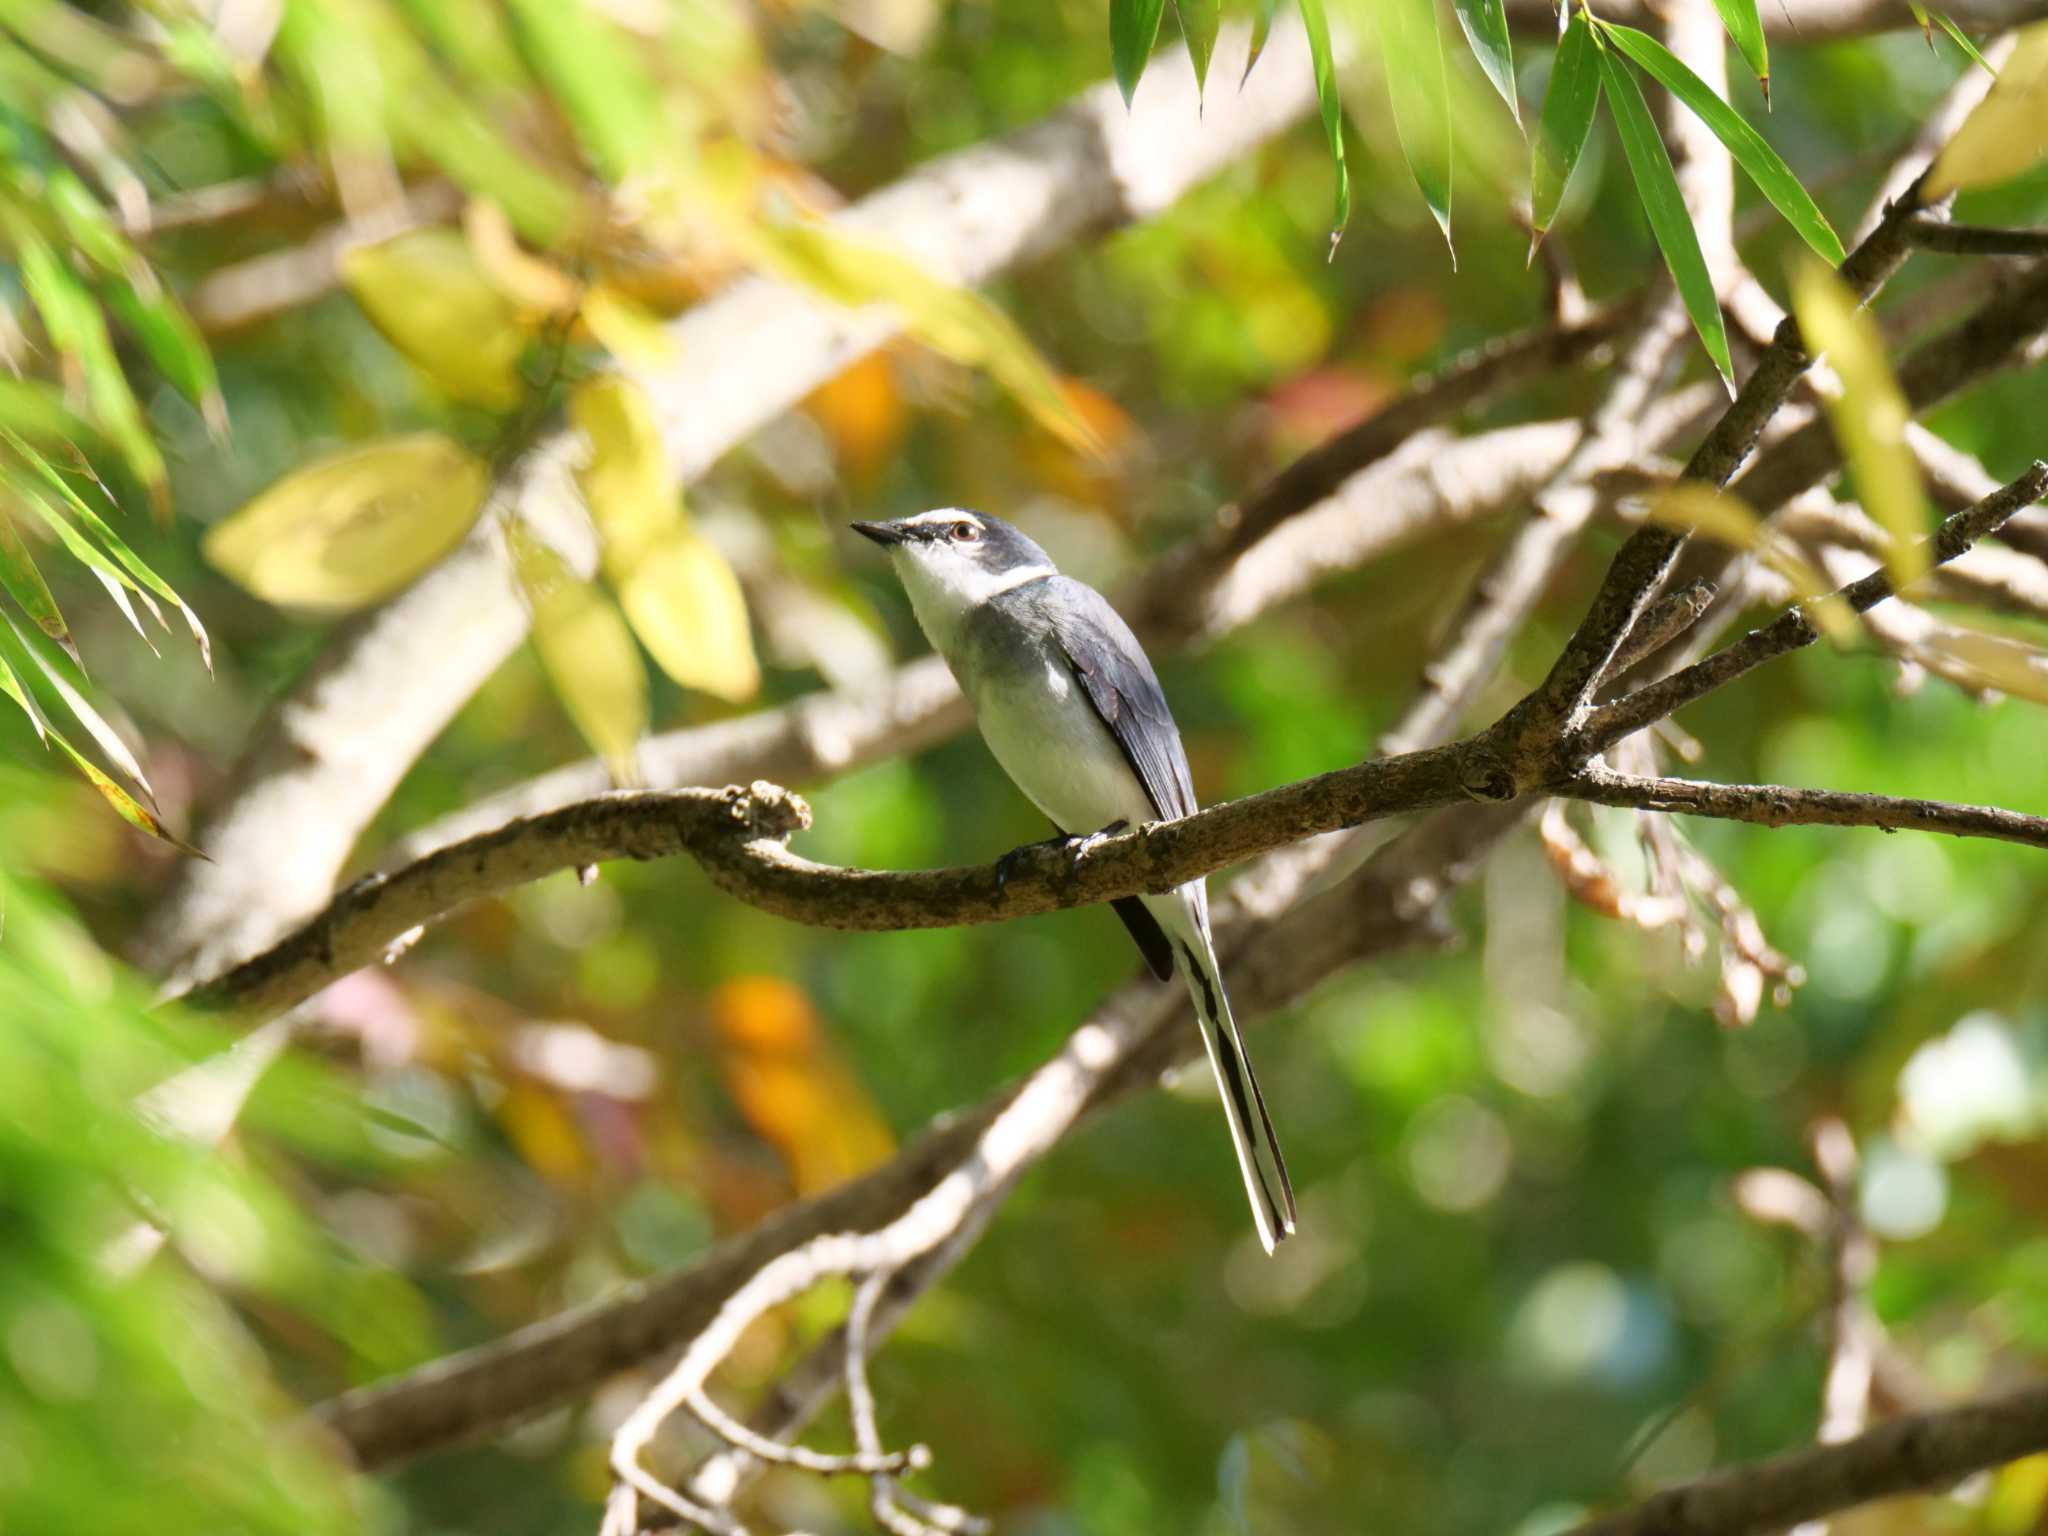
[1582,461,2048,748]
[1564,768,2048,850]
[1903,218,2048,257]
[1567,1383,2048,1536]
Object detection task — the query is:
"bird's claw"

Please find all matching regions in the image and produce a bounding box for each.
[994,822,1130,896]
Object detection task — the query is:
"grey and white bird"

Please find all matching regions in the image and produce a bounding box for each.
[852,508,1295,1252]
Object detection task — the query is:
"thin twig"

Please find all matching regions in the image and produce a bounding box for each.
[1902,217,2048,257]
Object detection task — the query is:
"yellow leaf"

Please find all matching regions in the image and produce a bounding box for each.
[579,284,678,368]
[509,519,647,784]
[620,531,760,703]
[203,434,489,612]
[1926,22,2048,196]
[1789,257,1929,592]
[463,198,583,315]
[571,376,671,570]
[1920,626,2048,703]
[745,217,1100,458]
[341,228,532,409]
[1648,484,1858,641]
[571,375,761,702]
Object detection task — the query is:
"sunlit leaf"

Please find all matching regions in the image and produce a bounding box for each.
[579,283,679,368]
[1361,0,1455,258]
[1111,0,1167,107]
[1597,23,1843,263]
[502,0,663,183]
[340,227,532,410]
[1789,256,1928,590]
[0,612,156,808]
[1596,44,1735,391]
[462,198,582,315]
[1933,13,1998,74]
[3,207,164,494]
[1708,0,1769,99]
[572,376,672,571]
[0,619,195,853]
[1921,626,2048,703]
[102,274,227,437]
[1175,0,1222,95]
[0,504,75,663]
[1298,0,1351,253]
[1532,11,1600,252]
[2,433,209,666]
[619,531,760,703]
[203,434,490,612]
[745,220,1098,455]
[1906,0,1934,43]
[0,377,95,450]
[1925,19,2047,195]
[508,519,647,785]
[571,377,761,702]
[1453,0,1520,127]
[1243,0,1278,85]
[1644,484,1856,641]
[1,472,152,644]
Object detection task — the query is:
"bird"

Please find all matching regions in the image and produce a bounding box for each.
[851,508,1295,1252]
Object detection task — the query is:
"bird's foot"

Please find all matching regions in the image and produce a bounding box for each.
[1065,820,1129,875]
[993,822,1130,895]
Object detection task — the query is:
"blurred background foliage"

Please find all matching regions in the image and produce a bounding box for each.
[2,0,2048,1533]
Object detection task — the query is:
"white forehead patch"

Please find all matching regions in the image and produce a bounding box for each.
[901,508,982,530]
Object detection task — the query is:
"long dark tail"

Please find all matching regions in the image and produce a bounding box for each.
[1176,934,1296,1254]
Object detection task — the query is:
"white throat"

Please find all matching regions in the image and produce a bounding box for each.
[892,546,1054,657]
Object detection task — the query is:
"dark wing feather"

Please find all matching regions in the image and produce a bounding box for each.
[1040,577,1197,824]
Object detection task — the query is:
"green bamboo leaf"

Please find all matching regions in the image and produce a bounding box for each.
[1363,0,1455,258]
[1532,10,1600,251]
[1175,0,1222,95]
[1243,0,1278,85]
[1709,0,1769,99]
[1111,0,1167,107]
[1299,0,1351,253]
[3,210,164,495]
[1453,0,1520,127]
[1596,44,1735,391]
[1,430,210,666]
[0,503,75,665]
[0,612,156,808]
[1934,14,1999,76]
[1926,22,2048,196]
[1906,0,1934,46]
[1,472,154,645]
[1597,22,1844,264]
[1790,255,1928,591]
[102,275,227,437]
[0,377,95,450]
[502,0,663,182]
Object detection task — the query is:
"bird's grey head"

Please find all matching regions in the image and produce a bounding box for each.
[851,509,1058,650]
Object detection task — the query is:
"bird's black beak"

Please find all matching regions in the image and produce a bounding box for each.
[850,520,908,547]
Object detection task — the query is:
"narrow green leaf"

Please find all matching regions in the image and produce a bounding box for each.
[1111,0,1167,107]
[1453,0,1520,127]
[0,612,156,808]
[1360,0,1454,258]
[1243,0,1278,86]
[0,632,50,742]
[1532,10,1600,250]
[1708,0,1769,100]
[502,0,663,183]
[0,431,210,667]
[3,210,164,495]
[0,504,75,664]
[1934,14,1999,76]
[1298,0,1352,252]
[1598,22,1844,264]
[102,276,227,438]
[2,474,149,644]
[1906,0,1934,46]
[1174,0,1222,95]
[1596,44,1735,391]
[0,377,95,450]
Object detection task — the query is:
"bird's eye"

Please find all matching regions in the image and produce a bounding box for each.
[951,521,980,543]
